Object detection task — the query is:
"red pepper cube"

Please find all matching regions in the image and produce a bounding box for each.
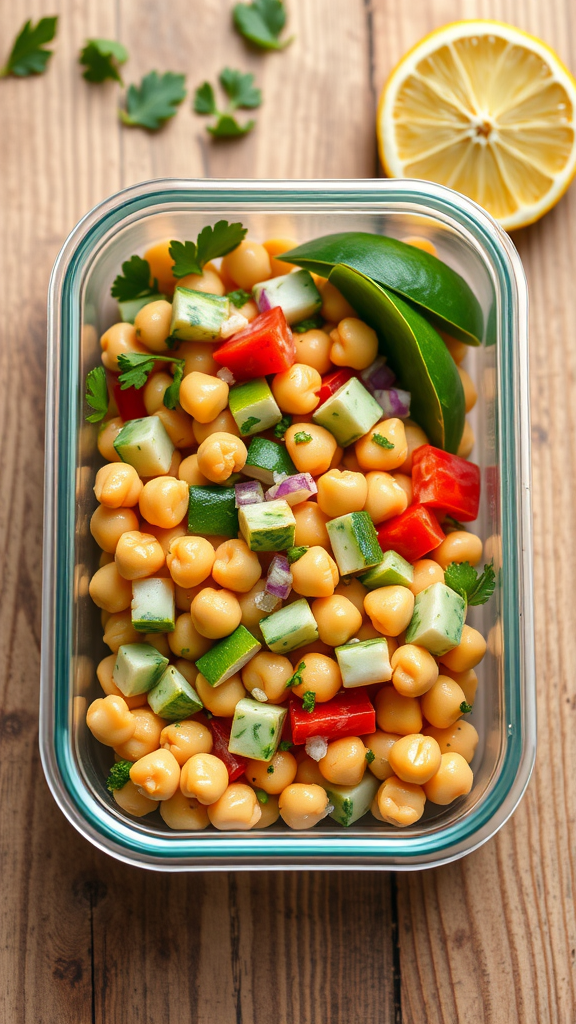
[213,306,296,380]
[412,445,481,523]
[113,381,148,422]
[376,504,445,563]
[209,717,247,782]
[315,368,356,407]
[290,688,376,745]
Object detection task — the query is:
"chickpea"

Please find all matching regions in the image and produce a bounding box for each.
[294,329,332,375]
[178,371,229,423]
[149,408,193,452]
[195,672,247,716]
[391,644,438,697]
[443,667,478,708]
[392,472,413,505]
[173,659,199,686]
[94,463,142,508]
[237,579,274,633]
[179,340,219,377]
[272,364,321,415]
[356,620,384,641]
[178,265,225,296]
[263,236,298,276]
[291,653,342,703]
[144,239,176,296]
[371,794,385,820]
[144,522,186,557]
[89,562,132,613]
[97,653,145,709]
[168,612,213,661]
[208,782,262,830]
[402,235,438,256]
[242,651,293,702]
[134,299,172,353]
[114,707,164,761]
[377,777,426,826]
[316,469,367,518]
[160,790,210,830]
[457,365,477,412]
[99,552,114,570]
[130,749,180,801]
[100,322,148,371]
[193,408,240,444]
[289,639,333,663]
[295,755,326,786]
[439,626,487,673]
[356,419,408,472]
[90,505,139,553]
[330,318,378,370]
[364,586,414,637]
[410,559,445,596]
[376,686,423,736]
[221,240,272,291]
[246,750,297,795]
[321,280,356,322]
[388,733,442,785]
[293,501,332,550]
[167,448,182,478]
[432,531,483,570]
[311,594,363,647]
[279,783,329,830]
[420,675,466,729]
[98,418,123,462]
[166,536,215,589]
[86,694,135,746]
[423,721,479,763]
[160,720,213,766]
[212,539,261,593]
[457,419,475,458]
[143,372,172,414]
[196,432,247,484]
[363,471,407,525]
[114,531,165,581]
[144,634,172,660]
[180,752,229,804]
[319,736,367,786]
[252,792,281,828]
[333,578,368,616]
[441,333,468,364]
[424,752,473,805]
[397,420,429,474]
[285,423,338,476]
[363,731,400,781]
[190,588,242,639]
[178,454,209,487]
[103,609,139,652]
[291,546,339,598]
[113,780,158,817]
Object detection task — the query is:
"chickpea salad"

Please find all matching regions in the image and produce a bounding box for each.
[83,222,494,833]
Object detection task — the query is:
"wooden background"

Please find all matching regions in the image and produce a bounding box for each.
[1,0,574,1021]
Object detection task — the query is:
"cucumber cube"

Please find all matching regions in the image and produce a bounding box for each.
[195,625,261,687]
[147,665,203,720]
[405,582,465,656]
[113,416,175,477]
[359,550,414,589]
[313,376,383,447]
[113,643,169,696]
[252,269,322,325]
[326,511,383,575]
[170,286,230,342]
[131,578,175,633]
[335,637,392,687]
[188,485,239,537]
[325,773,379,827]
[228,377,282,437]
[260,598,318,653]
[228,698,287,761]
[239,498,296,552]
[243,437,296,485]
[118,293,165,324]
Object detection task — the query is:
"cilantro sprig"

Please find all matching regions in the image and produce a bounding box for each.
[194,68,261,138]
[292,315,323,333]
[285,661,306,689]
[444,561,496,609]
[120,71,186,130]
[278,740,293,751]
[294,431,312,444]
[302,691,316,713]
[111,255,158,303]
[117,353,185,410]
[227,289,252,309]
[106,759,132,792]
[0,16,58,77]
[274,414,291,439]
[233,0,294,51]
[85,367,109,423]
[460,701,473,715]
[169,221,247,279]
[80,38,128,84]
[372,433,394,450]
[365,749,375,764]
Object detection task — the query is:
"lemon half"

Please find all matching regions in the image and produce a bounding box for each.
[378,21,576,230]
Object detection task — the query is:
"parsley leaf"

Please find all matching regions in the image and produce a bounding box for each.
[163,361,185,410]
[194,68,262,138]
[274,414,291,438]
[193,81,217,114]
[285,661,306,689]
[365,749,375,764]
[111,254,157,302]
[444,561,496,609]
[0,16,58,77]
[169,221,247,278]
[302,691,316,713]
[459,701,473,715]
[120,71,186,130]
[292,315,323,333]
[220,67,262,108]
[287,545,308,564]
[106,759,132,792]
[85,367,109,423]
[79,38,127,84]
[279,740,293,751]
[266,764,275,774]
[117,353,185,406]
[294,431,312,444]
[372,433,394,449]
[209,114,255,138]
[233,0,293,51]
[228,289,252,308]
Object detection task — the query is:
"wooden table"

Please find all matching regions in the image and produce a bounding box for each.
[1,0,574,1020]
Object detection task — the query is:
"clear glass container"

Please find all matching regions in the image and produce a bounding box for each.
[40,179,535,870]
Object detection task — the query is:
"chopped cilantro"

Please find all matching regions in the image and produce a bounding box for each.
[287,546,308,564]
[372,433,394,450]
[302,691,316,713]
[292,314,323,333]
[169,221,247,278]
[117,352,185,409]
[0,16,58,77]
[85,367,109,423]
[294,431,312,445]
[111,254,157,302]
[227,288,252,308]
[241,416,261,433]
[79,38,127,84]
[194,68,261,138]
[106,759,132,792]
[365,749,375,764]
[233,0,293,51]
[120,71,186,130]
[266,764,275,774]
[274,414,291,438]
[444,561,495,609]
[459,701,473,715]
[285,661,306,689]
[279,740,293,751]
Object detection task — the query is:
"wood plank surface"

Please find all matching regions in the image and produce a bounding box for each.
[0,0,574,1021]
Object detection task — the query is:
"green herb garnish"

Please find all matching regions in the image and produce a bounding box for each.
[444,561,495,609]
[241,416,261,433]
[292,315,323,333]
[302,691,316,713]
[169,221,247,278]
[79,38,127,83]
[365,749,375,764]
[227,288,252,308]
[233,0,293,51]
[372,433,394,450]
[111,254,157,302]
[117,353,185,409]
[85,367,109,423]
[287,546,308,564]
[459,701,473,715]
[106,759,132,792]
[285,661,306,689]
[274,414,291,438]
[279,740,293,751]
[120,71,186,130]
[0,16,58,77]
[294,431,312,445]
[194,68,261,138]
[444,515,466,531]
[266,764,275,774]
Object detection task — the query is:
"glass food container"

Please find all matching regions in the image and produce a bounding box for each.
[40,179,535,871]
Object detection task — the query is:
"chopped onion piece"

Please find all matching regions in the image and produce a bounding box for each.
[220,313,249,340]
[373,387,411,419]
[361,356,396,393]
[266,472,317,506]
[272,471,288,485]
[254,590,281,613]
[305,736,329,761]
[234,480,265,508]
[251,687,268,703]
[265,554,293,601]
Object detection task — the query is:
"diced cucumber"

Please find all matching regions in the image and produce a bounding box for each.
[359,550,414,589]
[131,578,175,633]
[188,485,239,537]
[243,437,296,485]
[252,269,322,325]
[118,293,165,324]
[228,697,287,761]
[113,643,169,696]
[228,377,282,437]
[239,498,296,552]
[313,377,382,447]
[195,625,261,687]
[147,665,203,720]
[335,637,392,687]
[326,511,383,575]
[405,582,465,656]
[113,416,175,477]
[170,286,230,342]
[260,598,318,653]
[325,773,379,827]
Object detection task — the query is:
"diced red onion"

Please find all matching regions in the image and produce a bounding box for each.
[257,289,272,313]
[305,736,329,761]
[265,472,317,506]
[254,590,281,613]
[361,356,396,393]
[217,366,236,385]
[265,554,293,601]
[373,387,411,419]
[235,480,265,508]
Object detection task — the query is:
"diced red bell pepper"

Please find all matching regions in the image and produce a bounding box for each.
[210,717,246,782]
[315,368,356,407]
[213,306,296,380]
[113,381,147,422]
[412,445,480,522]
[290,688,376,745]
[377,504,445,562]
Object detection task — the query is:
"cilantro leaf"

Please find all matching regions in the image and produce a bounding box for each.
[274,414,291,438]
[117,353,185,399]
[194,69,261,138]
[85,367,109,423]
[266,764,275,774]
[468,563,496,606]
[163,361,185,410]
[294,431,312,444]
[111,255,157,302]
[169,221,247,278]
[372,433,394,449]
[286,545,307,564]
[279,740,293,751]
[285,661,306,689]
[444,561,496,608]
[193,81,217,114]
[106,759,132,792]
[208,114,255,138]
[120,71,186,130]
[233,0,293,51]
[228,289,252,308]
[241,416,261,433]
[365,749,375,764]
[0,16,58,77]
[459,701,473,715]
[293,315,323,333]
[302,691,316,713]
[219,68,262,109]
[168,240,202,278]
[79,38,128,84]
